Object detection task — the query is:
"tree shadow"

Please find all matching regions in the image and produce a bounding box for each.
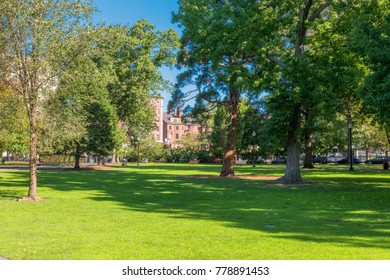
[0,171,29,200]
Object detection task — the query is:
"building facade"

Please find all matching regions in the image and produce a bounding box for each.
[150,97,164,142]
[150,98,205,149]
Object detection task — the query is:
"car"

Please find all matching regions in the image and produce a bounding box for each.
[271,157,286,164]
[337,157,361,164]
[299,155,327,164]
[326,153,344,164]
[312,155,327,164]
[365,156,390,164]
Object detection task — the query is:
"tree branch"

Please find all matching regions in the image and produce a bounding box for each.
[309,0,332,22]
[266,54,287,68]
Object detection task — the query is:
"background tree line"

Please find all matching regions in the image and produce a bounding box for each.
[0,0,389,200]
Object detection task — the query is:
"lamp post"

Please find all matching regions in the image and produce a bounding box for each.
[348,118,353,171]
[252,131,256,167]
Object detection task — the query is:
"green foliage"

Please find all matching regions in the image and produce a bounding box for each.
[0,0,96,197]
[0,89,29,156]
[208,104,229,158]
[100,21,179,134]
[350,0,390,129]
[52,56,123,157]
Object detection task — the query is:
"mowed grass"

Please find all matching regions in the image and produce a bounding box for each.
[0,164,389,260]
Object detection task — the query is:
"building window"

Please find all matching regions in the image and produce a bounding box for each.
[176,133,179,140]
[169,126,172,130]
[176,126,179,130]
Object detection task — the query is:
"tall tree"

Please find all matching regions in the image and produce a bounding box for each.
[0,0,94,200]
[173,0,267,176]
[0,88,29,159]
[350,0,390,145]
[102,21,179,136]
[50,56,123,168]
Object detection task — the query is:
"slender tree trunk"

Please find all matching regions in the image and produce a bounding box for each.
[28,115,40,200]
[220,87,239,177]
[385,129,390,156]
[303,133,314,169]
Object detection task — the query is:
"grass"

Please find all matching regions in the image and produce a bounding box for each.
[0,163,389,260]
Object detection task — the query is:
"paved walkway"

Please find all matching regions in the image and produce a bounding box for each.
[0,256,9,260]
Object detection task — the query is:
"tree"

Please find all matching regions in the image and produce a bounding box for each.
[350,0,390,148]
[0,0,94,200]
[51,55,123,168]
[0,88,29,159]
[173,0,267,176]
[102,21,179,136]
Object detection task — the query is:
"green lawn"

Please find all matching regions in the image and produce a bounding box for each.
[0,164,389,260]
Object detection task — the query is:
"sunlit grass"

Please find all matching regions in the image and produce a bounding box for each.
[0,163,389,260]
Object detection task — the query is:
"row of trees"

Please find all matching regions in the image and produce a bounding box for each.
[0,0,179,200]
[170,0,390,182]
[1,0,389,199]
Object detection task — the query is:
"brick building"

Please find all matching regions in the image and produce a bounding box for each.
[150,98,205,149]
[149,97,164,142]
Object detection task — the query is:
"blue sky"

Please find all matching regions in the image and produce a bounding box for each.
[91,0,181,110]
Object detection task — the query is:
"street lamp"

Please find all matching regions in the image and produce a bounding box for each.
[348,119,353,171]
[252,131,256,167]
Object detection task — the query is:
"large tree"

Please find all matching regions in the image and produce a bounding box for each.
[102,21,179,136]
[173,0,269,176]
[49,56,124,168]
[350,0,390,148]
[0,88,29,159]
[0,0,94,200]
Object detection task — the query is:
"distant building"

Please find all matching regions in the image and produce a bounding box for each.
[150,97,164,142]
[149,98,207,149]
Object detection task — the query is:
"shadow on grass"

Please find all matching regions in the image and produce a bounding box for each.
[2,165,390,251]
[0,171,29,200]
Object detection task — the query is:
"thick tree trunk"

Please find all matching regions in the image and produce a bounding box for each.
[74,145,81,169]
[303,133,314,169]
[74,154,81,169]
[220,87,239,177]
[277,106,304,184]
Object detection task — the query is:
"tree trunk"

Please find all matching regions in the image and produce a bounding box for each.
[112,149,117,164]
[220,87,239,177]
[385,129,390,156]
[28,118,41,201]
[277,106,304,184]
[74,154,81,169]
[303,133,314,169]
[74,145,81,169]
